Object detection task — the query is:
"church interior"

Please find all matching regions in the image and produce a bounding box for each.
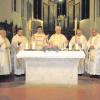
[0,0,100,100]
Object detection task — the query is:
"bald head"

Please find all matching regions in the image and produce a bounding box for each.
[0,29,6,38]
[76,29,83,36]
[55,26,61,34]
[91,28,97,36]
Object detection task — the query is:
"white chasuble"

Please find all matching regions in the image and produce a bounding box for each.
[49,33,68,50]
[11,34,28,75]
[0,36,11,75]
[70,35,88,74]
[31,33,48,50]
[87,34,100,75]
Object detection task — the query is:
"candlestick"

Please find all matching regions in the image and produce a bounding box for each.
[74,18,78,50]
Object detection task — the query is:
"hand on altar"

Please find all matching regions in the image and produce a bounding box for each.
[78,43,82,48]
[18,42,22,46]
[90,45,95,49]
[77,41,82,48]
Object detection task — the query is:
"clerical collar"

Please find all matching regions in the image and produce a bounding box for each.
[37,32,43,34]
[55,33,61,34]
[92,34,98,37]
[18,34,23,36]
[77,35,82,37]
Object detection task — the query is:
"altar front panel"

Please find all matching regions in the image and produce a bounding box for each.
[25,58,79,85]
[17,51,85,85]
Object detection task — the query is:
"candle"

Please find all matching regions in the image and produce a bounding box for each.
[74,18,78,32]
[69,43,72,50]
[29,19,32,32]
[75,43,79,50]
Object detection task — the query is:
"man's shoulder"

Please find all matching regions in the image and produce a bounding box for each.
[81,35,87,39]
[22,36,27,39]
[60,33,65,36]
[51,33,56,36]
[70,35,75,39]
[97,33,100,37]
[12,34,17,39]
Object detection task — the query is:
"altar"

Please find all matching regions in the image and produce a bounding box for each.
[17,51,85,85]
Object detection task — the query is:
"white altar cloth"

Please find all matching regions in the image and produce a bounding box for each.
[17,51,85,85]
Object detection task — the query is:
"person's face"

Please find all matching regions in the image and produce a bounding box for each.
[91,29,97,36]
[0,30,6,38]
[37,28,43,33]
[0,30,2,36]
[77,30,82,36]
[17,30,23,36]
[55,26,61,34]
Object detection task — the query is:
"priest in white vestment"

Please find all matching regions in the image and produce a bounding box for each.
[11,28,28,75]
[31,26,48,50]
[87,28,100,77]
[69,29,88,75]
[0,29,11,75]
[49,26,68,50]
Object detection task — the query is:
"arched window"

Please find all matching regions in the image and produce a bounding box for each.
[81,0,90,19]
[57,0,66,17]
[34,0,42,19]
